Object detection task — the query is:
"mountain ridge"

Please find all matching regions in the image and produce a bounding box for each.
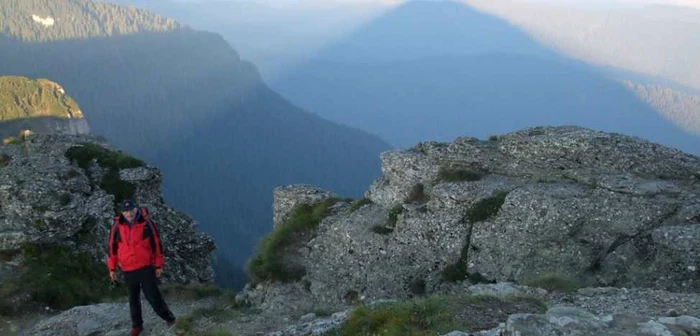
[0,76,83,121]
[0,76,89,139]
[275,51,700,154]
[0,0,181,42]
[0,0,391,289]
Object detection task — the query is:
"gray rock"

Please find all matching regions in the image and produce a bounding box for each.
[267,310,351,336]
[236,282,319,314]
[0,134,215,285]
[241,126,700,312]
[29,304,131,336]
[299,313,317,323]
[658,316,700,330]
[485,307,700,336]
[273,185,337,229]
[548,287,700,318]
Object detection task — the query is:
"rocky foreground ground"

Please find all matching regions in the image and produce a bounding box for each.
[1,282,699,336]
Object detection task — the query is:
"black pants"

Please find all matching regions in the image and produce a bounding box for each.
[124,266,175,328]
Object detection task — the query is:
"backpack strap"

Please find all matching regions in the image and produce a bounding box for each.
[140,207,164,268]
[140,206,150,218]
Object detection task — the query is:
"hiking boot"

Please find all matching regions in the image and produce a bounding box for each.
[129,326,143,336]
[167,319,176,327]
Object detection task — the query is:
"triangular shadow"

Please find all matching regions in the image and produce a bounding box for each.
[271,0,700,155]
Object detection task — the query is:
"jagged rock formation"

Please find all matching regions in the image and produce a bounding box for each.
[0,76,89,138]
[272,185,337,231]
[0,133,214,314]
[239,126,700,314]
[15,126,700,336]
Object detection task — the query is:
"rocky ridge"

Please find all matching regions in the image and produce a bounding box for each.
[0,133,214,315]
[10,126,700,336]
[239,126,700,314]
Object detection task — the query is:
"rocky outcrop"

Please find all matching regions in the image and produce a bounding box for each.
[16,126,700,336]
[273,185,338,230]
[239,126,700,314]
[0,134,215,286]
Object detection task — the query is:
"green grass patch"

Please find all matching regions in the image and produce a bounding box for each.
[350,198,373,212]
[332,298,458,336]
[437,167,483,182]
[65,143,144,170]
[523,274,581,293]
[326,294,547,336]
[75,216,98,244]
[465,191,508,223]
[0,282,19,316]
[99,169,136,207]
[34,219,44,230]
[65,143,143,210]
[247,198,341,284]
[13,243,125,310]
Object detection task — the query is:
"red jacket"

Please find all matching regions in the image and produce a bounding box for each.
[107,207,165,272]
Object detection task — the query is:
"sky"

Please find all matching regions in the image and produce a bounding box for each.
[522,0,700,8]
[172,0,700,9]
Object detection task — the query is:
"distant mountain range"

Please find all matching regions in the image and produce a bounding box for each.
[270,1,700,154]
[623,81,700,136]
[0,0,180,42]
[116,0,700,145]
[465,0,700,92]
[464,0,700,136]
[0,0,390,288]
[0,75,89,138]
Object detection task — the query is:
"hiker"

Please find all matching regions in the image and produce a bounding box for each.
[107,199,176,336]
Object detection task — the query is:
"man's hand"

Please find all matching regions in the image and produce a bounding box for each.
[109,271,117,281]
[156,268,163,278]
